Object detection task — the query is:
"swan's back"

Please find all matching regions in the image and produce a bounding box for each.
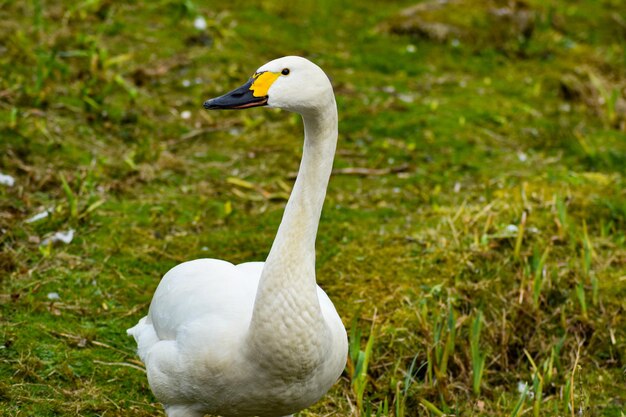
[148,259,262,341]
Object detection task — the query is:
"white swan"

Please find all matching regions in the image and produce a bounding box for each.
[127,56,348,417]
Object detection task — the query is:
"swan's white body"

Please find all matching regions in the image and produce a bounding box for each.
[128,56,348,417]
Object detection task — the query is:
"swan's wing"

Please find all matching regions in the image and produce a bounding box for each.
[316,285,349,380]
[317,286,347,342]
[127,259,262,362]
[141,259,263,341]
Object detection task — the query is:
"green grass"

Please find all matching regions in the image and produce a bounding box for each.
[1,0,625,415]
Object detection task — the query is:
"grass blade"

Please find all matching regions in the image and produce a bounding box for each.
[470,310,486,395]
[509,384,529,417]
[60,173,78,219]
[420,399,445,417]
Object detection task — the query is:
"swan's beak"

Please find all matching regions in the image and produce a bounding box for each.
[203,78,267,110]
[203,71,279,110]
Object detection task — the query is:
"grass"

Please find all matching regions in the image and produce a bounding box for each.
[1,0,625,415]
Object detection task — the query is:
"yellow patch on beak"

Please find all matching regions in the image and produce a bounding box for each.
[250,72,280,98]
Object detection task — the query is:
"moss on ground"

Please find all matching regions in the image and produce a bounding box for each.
[1,0,625,416]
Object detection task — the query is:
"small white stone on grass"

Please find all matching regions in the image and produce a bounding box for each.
[41,229,75,246]
[517,151,528,162]
[25,210,50,223]
[194,16,207,31]
[398,93,414,103]
[47,292,60,300]
[181,110,192,120]
[517,380,534,399]
[505,224,518,233]
[0,173,15,187]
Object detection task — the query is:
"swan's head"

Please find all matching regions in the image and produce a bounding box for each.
[203,56,333,114]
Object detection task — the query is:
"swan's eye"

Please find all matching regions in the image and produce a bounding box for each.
[281,68,290,76]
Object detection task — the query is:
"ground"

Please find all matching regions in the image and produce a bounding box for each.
[0,0,625,416]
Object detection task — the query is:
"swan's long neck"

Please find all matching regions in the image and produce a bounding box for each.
[246,97,338,375]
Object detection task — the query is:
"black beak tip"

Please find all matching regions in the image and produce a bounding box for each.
[203,100,214,110]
